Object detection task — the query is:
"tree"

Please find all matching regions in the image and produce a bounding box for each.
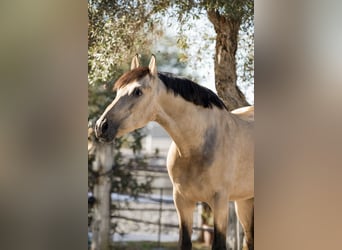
[88,0,254,248]
[89,0,253,109]
[207,10,247,109]
[88,0,167,85]
[167,0,253,109]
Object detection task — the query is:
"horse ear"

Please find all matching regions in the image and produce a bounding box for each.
[130,54,140,70]
[148,54,157,76]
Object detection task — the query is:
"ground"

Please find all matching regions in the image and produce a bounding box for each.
[112,241,211,250]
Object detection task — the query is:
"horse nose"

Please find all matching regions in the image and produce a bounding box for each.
[95,118,109,138]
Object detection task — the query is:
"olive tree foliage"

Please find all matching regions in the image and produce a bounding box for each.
[88,0,168,85]
[89,0,253,111]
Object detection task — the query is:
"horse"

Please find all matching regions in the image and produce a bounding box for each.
[95,55,254,250]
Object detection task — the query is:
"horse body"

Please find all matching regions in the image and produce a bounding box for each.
[160,93,254,202]
[95,55,254,250]
[161,92,254,250]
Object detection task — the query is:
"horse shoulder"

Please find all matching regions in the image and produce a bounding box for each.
[166,142,188,182]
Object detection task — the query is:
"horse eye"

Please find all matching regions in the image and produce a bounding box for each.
[132,88,142,97]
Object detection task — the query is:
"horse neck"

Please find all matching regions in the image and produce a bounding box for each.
[155,88,231,157]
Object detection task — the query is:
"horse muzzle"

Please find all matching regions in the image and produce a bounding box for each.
[95,117,117,143]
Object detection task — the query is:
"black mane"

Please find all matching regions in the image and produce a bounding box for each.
[158,72,227,110]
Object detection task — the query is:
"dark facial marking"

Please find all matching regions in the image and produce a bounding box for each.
[111,93,140,113]
[99,92,141,142]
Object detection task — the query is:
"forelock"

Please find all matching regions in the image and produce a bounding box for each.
[113,67,151,90]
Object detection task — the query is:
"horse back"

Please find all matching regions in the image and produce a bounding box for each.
[231,106,254,122]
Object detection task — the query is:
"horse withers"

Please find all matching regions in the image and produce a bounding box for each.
[95,55,254,250]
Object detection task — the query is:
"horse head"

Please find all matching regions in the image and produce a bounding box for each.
[95,55,160,142]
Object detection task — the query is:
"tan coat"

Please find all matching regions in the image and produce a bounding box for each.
[95,55,254,250]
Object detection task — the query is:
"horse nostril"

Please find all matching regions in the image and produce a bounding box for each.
[95,118,109,138]
[101,119,108,134]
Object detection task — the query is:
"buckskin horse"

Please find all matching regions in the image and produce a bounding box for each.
[95,55,254,250]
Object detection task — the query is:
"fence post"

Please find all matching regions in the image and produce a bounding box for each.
[157,188,163,248]
[91,144,113,250]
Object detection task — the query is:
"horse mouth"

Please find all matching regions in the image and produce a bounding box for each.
[96,126,117,144]
[98,136,115,144]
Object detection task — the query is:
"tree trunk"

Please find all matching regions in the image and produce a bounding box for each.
[207,10,250,250]
[91,144,113,250]
[207,10,249,111]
